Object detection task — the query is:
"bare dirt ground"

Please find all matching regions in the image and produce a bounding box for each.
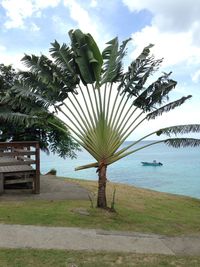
[0,175,89,201]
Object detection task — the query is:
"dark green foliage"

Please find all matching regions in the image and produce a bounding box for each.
[147,95,192,120]
[101,37,131,85]
[0,64,17,92]
[50,40,79,81]
[157,124,200,137]
[164,138,200,148]
[119,44,163,97]
[21,54,77,102]
[0,63,79,158]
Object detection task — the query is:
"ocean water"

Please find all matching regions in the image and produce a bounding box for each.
[41,141,200,199]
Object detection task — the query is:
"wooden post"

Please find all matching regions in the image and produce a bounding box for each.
[0,173,4,195]
[34,142,40,194]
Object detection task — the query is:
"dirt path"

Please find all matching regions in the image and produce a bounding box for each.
[0,175,89,201]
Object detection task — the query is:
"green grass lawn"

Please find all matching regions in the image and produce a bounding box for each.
[0,177,200,236]
[1,248,200,267]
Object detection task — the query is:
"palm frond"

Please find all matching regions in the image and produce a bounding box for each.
[156,124,200,137]
[164,138,200,148]
[133,72,177,111]
[120,44,162,96]
[21,54,39,70]
[113,38,131,81]
[12,81,54,108]
[22,55,55,84]
[147,95,192,119]
[19,61,77,102]
[101,37,119,84]
[101,37,131,85]
[19,71,45,91]
[50,40,76,74]
[22,54,54,83]
[0,106,38,126]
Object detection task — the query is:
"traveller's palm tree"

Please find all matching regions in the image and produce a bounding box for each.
[8,29,200,208]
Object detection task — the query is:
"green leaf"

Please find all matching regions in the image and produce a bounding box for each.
[147,95,192,120]
[156,124,200,136]
[50,40,80,85]
[101,37,126,85]
[69,29,103,85]
[0,106,38,126]
[133,72,177,111]
[164,138,200,148]
[85,33,103,86]
[119,45,162,96]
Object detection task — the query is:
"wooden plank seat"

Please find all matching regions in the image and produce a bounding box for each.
[0,157,35,166]
[0,165,34,173]
[0,141,40,195]
[0,163,35,190]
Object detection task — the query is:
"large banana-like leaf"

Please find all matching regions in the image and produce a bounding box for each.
[85,33,103,86]
[69,29,103,85]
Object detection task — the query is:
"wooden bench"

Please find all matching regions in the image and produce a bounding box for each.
[0,142,40,195]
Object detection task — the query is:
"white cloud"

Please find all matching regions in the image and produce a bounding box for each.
[30,22,40,32]
[52,15,73,35]
[2,0,34,29]
[131,25,200,68]
[63,0,98,37]
[123,0,200,33]
[90,0,98,7]
[1,0,61,29]
[0,51,24,70]
[191,69,200,83]
[63,0,110,48]
[122,0,200,69]
[34,0,60,9]
[0,45,6,52]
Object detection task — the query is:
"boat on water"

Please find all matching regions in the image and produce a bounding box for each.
[141,161,163,166]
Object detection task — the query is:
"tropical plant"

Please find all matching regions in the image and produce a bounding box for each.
[7,29,200,209]
[0,63,79,158]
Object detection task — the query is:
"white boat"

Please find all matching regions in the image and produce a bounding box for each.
[141,161,163,166]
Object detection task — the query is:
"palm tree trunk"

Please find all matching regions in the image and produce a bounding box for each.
[97,164,107,208]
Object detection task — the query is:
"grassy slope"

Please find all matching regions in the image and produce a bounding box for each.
[1,249,200,267]
[0,177,200,236]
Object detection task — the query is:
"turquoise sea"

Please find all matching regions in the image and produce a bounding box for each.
[41,141,200,199]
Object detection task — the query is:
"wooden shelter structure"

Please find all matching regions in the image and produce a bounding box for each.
[0,141,40,194]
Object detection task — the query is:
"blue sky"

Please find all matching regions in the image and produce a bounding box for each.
[0,0,200,139]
